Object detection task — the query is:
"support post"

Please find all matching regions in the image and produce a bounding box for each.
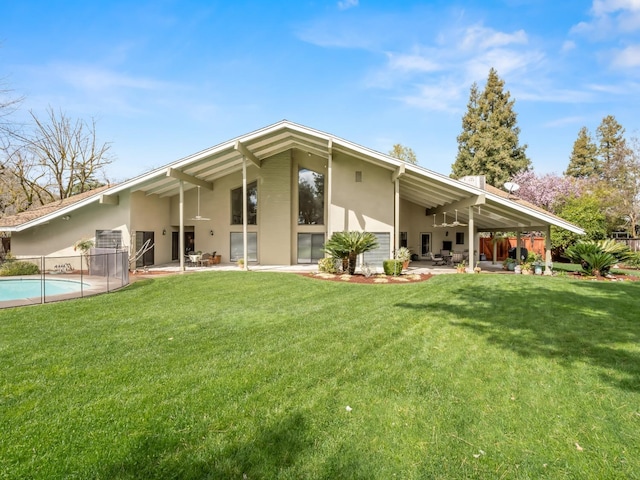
[242,158,248,270]
[545,225,553,275]
[179,180,185,271]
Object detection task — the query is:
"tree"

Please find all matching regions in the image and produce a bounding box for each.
[452,68,530,187]
[509,170,585,213]
[596,115,625,170]
[551,193,608,259]
[565,127,600,178]
[1,107,113,214]
[597,137,640,236]
[389,144,417,164]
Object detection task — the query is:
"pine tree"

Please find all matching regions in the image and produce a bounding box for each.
[565,127,600,178]
[452,68,530,187]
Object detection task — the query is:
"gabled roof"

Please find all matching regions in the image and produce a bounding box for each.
[0,120,584,235]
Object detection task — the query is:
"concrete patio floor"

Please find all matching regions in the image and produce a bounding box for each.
[140,259,508,276]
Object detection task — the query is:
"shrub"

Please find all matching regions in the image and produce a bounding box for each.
[565,240,620,276]
[383,259,403,276]
[0,260,41,276]
[323,231,379,275]
[318,257,338,274]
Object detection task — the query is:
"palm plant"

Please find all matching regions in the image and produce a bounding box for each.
[565,239,630,277]
[323,231,379,274]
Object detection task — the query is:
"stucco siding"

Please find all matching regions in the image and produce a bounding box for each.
[11,192,131,259]
[259,151,292,265]
[330,153,394,241]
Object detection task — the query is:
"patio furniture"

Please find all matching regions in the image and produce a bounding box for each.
[451,252,465,265]
[428,251,447,266]
[198,253,212,266]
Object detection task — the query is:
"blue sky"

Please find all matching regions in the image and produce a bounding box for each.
[2,0,640,182]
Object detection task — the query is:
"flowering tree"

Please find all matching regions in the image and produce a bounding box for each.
[510,171,586,213]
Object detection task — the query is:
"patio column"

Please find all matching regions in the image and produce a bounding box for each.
[545,225,553,275]
[179,180,185,271]
[326,140,333,241]
[468,206,475,270]
[392,164,405,256]
[242,157,248,271]
[516,229,522,262]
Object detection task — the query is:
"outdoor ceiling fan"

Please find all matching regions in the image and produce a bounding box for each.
[451,209,467,227]
[190,186,210,221]
[432,212,450,227]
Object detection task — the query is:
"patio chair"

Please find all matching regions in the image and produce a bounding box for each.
[451,252,465,265]
[198,253,212,267]
[428,251,447,266]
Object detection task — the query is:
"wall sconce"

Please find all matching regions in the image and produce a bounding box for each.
[162,229,166,235]
[445,231,449,237]
[61,215,71,221]
[209,230,214,236]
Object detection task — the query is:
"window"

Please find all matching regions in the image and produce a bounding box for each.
[297,233,325,263]
[362,233,390,267]
[231,181,257,225]
[230,232,257,262]
[400,232,408,248]
[96,230,122,249]
[456,232,465,245]
[298,168,324,225]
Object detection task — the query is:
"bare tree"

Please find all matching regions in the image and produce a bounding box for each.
[25,107,113,199]
[2,107,114,213]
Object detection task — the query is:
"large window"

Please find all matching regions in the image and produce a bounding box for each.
[298,168,324,225]
[231,181,257,225]
[297,233,325,264]
[230,232,257,262]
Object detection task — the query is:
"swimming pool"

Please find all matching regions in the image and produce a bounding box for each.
[0,278,89,302]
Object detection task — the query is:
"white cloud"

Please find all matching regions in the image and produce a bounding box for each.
[611,44,640,67]
[51,63,169,92]
[459,25,528,51]
[337,0,359,11]
[386,52,441,73]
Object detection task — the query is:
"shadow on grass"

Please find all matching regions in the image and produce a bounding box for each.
[397,279,640,392]
[100,411,329,479]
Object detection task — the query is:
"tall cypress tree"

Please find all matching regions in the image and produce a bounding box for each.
[452,68,530,187]
[565,126,600,178]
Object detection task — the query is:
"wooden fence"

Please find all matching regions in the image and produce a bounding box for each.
[479,237,546,261]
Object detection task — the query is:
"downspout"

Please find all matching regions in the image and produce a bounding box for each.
[179,180,185,271]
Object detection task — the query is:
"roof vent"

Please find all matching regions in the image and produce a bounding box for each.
[459,175,486,190]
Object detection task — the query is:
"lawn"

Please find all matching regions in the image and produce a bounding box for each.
[1,272,639,479]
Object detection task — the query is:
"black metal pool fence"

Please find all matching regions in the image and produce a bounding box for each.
[0,249,130,308]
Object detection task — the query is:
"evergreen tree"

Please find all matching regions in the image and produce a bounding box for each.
[597,115,625,170]
[565,126,599,178]
[452,68,530,187]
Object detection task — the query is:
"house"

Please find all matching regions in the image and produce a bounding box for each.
[0,120,583,271]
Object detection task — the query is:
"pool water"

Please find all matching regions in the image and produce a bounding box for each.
[0,278,88,302]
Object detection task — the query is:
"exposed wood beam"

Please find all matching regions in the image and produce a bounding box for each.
[391,163,405,182]
[166,168,213,190]
[99,194,119,205]
[234,140,261,168]
[425,194,486,215]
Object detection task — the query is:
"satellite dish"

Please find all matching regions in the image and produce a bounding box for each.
[503,182,520,194]
[190,186,210,221]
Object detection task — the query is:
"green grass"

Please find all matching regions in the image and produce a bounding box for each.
[1,272,639,479]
